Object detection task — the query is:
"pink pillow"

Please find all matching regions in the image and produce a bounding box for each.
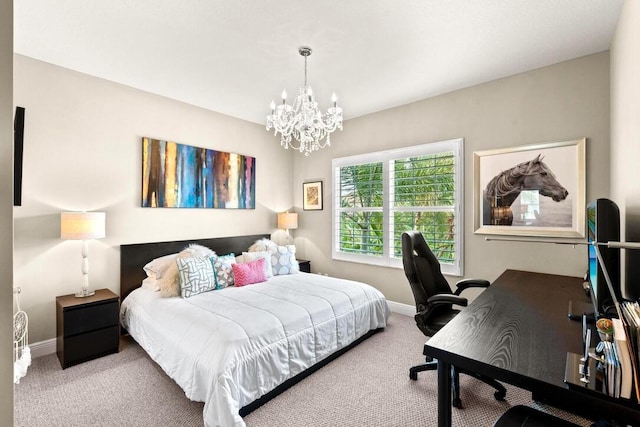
[232,258,267,287]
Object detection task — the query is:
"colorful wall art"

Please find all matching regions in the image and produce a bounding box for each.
[142,137,256,208]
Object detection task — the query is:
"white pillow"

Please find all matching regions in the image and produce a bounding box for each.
[248,238,278,253]
[143,253,178,278]
[242,251,273,278]
[249,239,299,275]
[185,243,216,258]
[141,276,160,291]
[271,245,299,275]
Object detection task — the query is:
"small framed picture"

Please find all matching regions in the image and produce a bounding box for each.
[303,181,323,211]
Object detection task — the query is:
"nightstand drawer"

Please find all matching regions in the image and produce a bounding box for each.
[63,300,119,336]
[298,259,311,273]
[63,325,119,367]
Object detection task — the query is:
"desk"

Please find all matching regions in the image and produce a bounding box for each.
[424,269,640,426]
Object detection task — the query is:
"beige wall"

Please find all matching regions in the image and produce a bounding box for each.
[293,52,611,306]
[611,0,640,299]
[1,0,13,424]
[11,38,617,347]
[13,55,295,344]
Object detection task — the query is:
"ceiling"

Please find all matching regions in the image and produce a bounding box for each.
[14,1,623,125]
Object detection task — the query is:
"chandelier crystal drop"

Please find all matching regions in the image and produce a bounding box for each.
[266,46,343,156]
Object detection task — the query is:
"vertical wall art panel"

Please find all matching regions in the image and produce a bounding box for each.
[141,137,256,208]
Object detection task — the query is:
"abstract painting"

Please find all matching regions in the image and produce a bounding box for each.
[142,137,256,208]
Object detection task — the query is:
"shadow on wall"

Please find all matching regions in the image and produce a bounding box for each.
[14,213,60,250]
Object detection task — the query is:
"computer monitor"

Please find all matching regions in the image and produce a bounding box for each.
[586,198,620,319]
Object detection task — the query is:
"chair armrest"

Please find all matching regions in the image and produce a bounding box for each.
[427,294,468,307]
[415,294,468,335]
[454,278,491,295]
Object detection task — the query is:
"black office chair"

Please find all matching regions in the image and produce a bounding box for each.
[401,230,507,408]
[493,405,580,427]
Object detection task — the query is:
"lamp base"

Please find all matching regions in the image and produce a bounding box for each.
[75,289,95,298]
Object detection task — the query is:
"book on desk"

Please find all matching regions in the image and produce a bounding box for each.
[565,301,640,403]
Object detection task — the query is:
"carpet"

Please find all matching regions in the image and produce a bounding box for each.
[14,313,591,426]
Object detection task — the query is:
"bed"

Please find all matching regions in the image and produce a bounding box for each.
[119,234,391,427]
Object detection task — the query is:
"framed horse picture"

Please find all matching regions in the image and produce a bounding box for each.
[473,138,586,238]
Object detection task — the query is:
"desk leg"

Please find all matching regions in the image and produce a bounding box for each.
[437,359,452,427]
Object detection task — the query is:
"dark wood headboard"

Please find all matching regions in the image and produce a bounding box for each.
[120,234,270,301]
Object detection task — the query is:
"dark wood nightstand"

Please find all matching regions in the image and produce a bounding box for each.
[298,259,311,273]
[56,288,120,369]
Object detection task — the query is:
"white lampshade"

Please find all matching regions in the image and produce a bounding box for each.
[61,212,106,240]
[277,212,298,230]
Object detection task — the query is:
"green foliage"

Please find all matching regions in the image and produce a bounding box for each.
[338,153,456,263]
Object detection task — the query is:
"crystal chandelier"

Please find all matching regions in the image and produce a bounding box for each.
[266,46,343,156]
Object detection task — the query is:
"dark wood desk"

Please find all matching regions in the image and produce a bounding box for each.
[424,269,640,426]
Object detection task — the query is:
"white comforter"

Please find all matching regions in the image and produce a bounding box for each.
[120,272,390,427]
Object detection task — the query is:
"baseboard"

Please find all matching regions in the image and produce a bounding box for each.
[30,338,56,358]
[28,302,413,359]
[387,300,414,317]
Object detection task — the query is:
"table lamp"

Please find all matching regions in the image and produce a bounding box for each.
[60,211,106,297]
[277,211,298,233]
[277,211,298,244]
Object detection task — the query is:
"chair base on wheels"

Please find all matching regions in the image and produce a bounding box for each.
[409,358,506,409]
[458,367,507,401]
[493,405,580,427]
[409,359,437,381]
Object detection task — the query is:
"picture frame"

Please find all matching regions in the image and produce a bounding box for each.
[141,137,256,209]
[303,181,323,211]
[474,138,586,238]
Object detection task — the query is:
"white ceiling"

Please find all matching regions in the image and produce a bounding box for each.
[14,0,623,125]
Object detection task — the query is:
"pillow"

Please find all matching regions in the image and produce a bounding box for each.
[232,258,267,287]
[185,243,216,258]
[248,238,278,253]
[242,251,273,277]
[157,264,180,297]
[270,245,299,275]
[212,253,236,289]
[176,256,216,298]
[143,253,178,278]
[141,276,160,291]
[156,244,217,297]
[249,239,299,275]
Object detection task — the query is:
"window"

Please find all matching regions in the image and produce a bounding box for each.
[332,138,463,275]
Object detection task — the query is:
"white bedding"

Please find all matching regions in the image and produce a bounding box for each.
[120,272,391,427]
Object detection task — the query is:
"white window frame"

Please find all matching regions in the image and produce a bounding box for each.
[332,138,464,276]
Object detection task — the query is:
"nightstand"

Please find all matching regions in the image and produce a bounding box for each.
[56,288,120,369]
[298,259,311,273]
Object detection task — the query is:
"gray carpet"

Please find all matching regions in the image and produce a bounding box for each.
[14,313,591,426]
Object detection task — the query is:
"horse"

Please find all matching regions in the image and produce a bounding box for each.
[484,154,568,225]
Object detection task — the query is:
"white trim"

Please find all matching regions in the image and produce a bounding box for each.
[332,138,464,276]
[29,338,56,358]
[387,300,415,317]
